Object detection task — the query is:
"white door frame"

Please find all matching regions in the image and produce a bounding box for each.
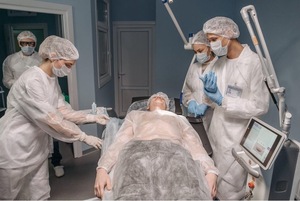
[0,0,83,158]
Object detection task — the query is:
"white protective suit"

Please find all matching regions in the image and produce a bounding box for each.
[206,44,270,200]
[182,57,217,131]
[98,109,218,175]
[0,66,101,200]
[2,51,42,89]
[98,109,219,199]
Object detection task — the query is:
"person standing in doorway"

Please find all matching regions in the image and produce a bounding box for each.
[2,31,42,89]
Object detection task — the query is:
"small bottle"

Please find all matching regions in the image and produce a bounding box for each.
[92,102,97,115]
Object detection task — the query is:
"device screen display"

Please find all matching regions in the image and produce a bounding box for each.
[240,120,282,167]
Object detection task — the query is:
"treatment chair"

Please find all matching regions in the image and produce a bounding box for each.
[99,96,214,200]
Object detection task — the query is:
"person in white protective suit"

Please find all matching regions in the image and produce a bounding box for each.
[200,16,270,200]
[3,31,65,178]
[0,35,109,200]
[2,30,42,89]
[94,92,219,200]
[182,30,217,131]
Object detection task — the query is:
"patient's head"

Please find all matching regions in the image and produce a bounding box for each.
[147,92,170,111]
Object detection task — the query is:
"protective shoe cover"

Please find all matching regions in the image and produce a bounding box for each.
[54,165,65,177]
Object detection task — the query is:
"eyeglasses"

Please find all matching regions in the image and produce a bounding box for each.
[20,41,36,47]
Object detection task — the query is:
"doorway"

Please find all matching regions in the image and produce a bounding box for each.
[113,21,155,117]
[0,0,82,157]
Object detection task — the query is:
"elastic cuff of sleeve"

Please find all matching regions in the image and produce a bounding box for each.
[79,132,87,141]
[206,170,219,176]
[96,166,109,173]
[220,97,227,108]
[217,99,222,106]
[86,114,96,122]
[187,99,196,105]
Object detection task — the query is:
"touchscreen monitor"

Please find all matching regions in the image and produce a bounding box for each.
[240,117,287,170]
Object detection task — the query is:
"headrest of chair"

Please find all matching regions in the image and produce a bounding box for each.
[127,98,176,114]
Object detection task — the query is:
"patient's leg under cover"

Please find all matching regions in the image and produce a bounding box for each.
[113,139,211,200]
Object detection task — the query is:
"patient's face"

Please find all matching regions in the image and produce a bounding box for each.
[148,96,167,111]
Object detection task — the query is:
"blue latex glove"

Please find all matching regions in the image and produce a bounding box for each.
[195,104,208,117]
[203,88,223,106]
[188,100,208,117]
[188,100,198,116]
[200,71,217,93]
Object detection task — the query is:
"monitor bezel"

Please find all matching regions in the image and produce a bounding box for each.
[240,117,287,170]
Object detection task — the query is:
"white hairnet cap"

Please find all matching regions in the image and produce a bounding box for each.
[191,30,209,46]
[17,31,37,42]
[147,92,170,110]
[203,16,240,39]
[38,35,79,60]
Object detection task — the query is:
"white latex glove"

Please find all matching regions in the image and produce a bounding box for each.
[96,107,108,115]
[95,114,110,125]
[86,114,110,125]
[80,133,102,149]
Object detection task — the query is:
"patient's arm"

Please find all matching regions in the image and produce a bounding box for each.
[180,116,218,175]
[97,115,134,172]
[205,172,217,198]
[94,168,112,199]
[179,115,218,198]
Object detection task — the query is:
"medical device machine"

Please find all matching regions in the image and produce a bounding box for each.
[239,117,286,171]
[232,5,300,200]
[161,0,192,50]
[233,117,300,200]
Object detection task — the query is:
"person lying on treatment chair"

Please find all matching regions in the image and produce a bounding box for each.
[94,92,219,200]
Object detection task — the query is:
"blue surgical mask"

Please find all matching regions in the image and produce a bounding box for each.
[21,46,35,56]
[196,52,210,64]
[52,64,71,77]
[210,38,229,57]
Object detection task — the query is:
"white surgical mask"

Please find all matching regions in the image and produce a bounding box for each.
[21,46,35,56]
[52,64,71,77]
[196,52,210,64]
[210,38,229,57]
